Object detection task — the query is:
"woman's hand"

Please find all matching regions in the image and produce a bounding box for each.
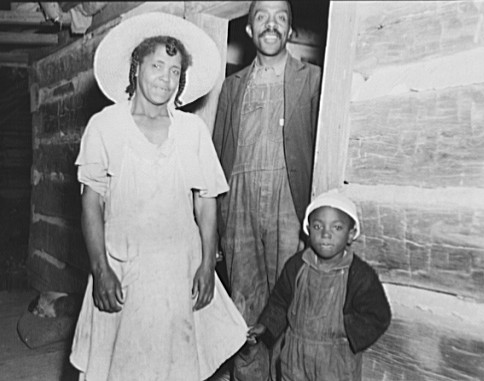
[247,324,267,345]
[92,265,124,313]
[192,262,215,311]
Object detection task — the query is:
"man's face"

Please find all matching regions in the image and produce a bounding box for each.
[246,1,292,58]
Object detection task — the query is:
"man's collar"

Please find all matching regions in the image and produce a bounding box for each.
[253,51,289,76]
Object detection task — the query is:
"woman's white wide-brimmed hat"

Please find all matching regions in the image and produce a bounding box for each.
[94,12,221,106]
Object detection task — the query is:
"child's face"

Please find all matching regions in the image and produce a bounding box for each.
[308,206,356,262]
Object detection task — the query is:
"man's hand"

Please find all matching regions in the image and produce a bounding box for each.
[192,263,215,311]
[246,324,267,345]
[92,265,124,313]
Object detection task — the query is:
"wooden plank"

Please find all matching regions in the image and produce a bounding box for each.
[185,1,251,20]
[88,2,145,32]
[355,1,484,69]
[311,1,359,196]
[0,10,49,26]
[347,83,484,188]
[58,2,81,12]
[352,47,484,102]
[0,51,29,67]
[183,13,229,132]
[363,284,484,381]
[0,32,58,46]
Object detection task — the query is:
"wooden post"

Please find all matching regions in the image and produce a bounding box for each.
[311,1,359,197]
[184,12,228,132]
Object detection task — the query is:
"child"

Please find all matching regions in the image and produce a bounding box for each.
[247,189,391,380]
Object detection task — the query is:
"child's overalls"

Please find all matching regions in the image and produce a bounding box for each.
[280,249,362,381]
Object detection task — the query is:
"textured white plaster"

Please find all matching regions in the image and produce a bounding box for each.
[351,47,484,102]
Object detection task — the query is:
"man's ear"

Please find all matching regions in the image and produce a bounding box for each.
[288,26,293,40]
[246,24,253,39]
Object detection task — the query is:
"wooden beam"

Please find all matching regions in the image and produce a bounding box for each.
[184,13,229,132]
[0,52,29,67]
[312,1,359,196]
[185,1,251,20]
[0,10,49,26]
[0,32,58,46]
[58,2,81,12]
[88,2,145,32]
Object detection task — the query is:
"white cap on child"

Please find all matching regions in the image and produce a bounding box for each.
[303,189,361,239]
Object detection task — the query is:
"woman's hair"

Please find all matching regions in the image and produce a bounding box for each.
[125,36,192,107]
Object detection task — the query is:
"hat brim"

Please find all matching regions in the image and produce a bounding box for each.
[303,192,361,239]
[94,12,221,106]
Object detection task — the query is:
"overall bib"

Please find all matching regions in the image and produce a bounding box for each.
[281,250,361,381]
[221,63,300,381]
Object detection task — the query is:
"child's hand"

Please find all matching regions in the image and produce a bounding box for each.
[246,324,266,345]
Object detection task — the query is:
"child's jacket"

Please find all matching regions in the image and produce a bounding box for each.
[259,247,391,360]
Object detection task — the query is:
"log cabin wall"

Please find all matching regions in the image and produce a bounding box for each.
[26,2,208,294]
[0,67,31,290]
[27,19,113,294]
[341,1,483,379]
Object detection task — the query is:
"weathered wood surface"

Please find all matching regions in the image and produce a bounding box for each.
[0,52,29,67]
[345,184,484,300]
[0,32,58,46]
[363,284,484,381]
[355,1,484,70]
[184,1,250,20]
[311,1,484,379]
[312,1,358,195]
[184,13,228,132]
[0,10,50,26]
[347,83,484,188]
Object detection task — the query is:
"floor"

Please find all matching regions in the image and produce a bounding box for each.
[0,289,79,381]
[0,289,231,381]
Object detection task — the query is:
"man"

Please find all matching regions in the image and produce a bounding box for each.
[212,1,322,380]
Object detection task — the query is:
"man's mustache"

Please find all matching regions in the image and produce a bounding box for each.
[258,28,282,39]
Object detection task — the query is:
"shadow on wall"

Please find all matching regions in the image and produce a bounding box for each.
[0,67,32,291]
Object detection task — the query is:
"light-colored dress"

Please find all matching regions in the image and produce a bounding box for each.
[70,101,247,381]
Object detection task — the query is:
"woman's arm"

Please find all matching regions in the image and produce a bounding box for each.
[192,191,217,311]
[81,185,123,312]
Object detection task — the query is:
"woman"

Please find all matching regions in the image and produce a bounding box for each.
[70,12,247,381]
